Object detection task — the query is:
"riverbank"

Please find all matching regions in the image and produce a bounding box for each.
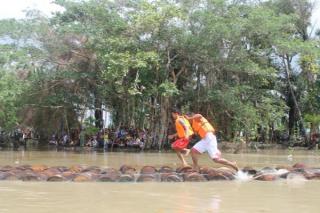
[0,140,318,154]
[218,141,318,154]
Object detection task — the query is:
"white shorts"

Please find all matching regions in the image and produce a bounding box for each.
[192,132,221,159]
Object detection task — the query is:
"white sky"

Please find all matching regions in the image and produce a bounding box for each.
[311,0,320,34]
[0,0,64,19]
[0,0,319,30]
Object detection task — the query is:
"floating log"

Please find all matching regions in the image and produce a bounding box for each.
[0,163,318,182]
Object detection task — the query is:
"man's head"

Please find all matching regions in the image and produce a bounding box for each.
[184,112,194,121]
[186,112,195,116]
[171,108,181,120]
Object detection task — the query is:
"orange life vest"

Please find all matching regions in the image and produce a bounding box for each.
[175,116,193,138]
[192,115,215,138]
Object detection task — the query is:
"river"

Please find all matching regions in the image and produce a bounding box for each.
[0,149,319,213]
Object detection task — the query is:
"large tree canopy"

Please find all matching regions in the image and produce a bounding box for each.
[0,0,319,148]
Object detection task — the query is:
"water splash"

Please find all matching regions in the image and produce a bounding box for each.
[234,170,253,181]
[275,169,289,176]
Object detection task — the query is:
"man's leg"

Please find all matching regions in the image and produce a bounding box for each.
[213,158,239,171]
[172,138,190,166]
[174,149,189,167]
[207,132,239,171]
[182,148,190,156]
[190,137,207,171]
[191,148,201,171]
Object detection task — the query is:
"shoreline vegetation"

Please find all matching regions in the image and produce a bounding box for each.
[1,0,320,150]
[0,137,317,153]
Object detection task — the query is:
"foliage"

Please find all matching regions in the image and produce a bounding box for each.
[0,70,23,129]
[0,0,319,145]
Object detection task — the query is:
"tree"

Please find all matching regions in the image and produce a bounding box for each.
[0,0,319,147]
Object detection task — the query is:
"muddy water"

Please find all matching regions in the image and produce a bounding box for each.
[0,149,320,213]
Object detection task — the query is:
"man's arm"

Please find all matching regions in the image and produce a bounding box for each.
[185,114,202,121]
[168,133,177,140]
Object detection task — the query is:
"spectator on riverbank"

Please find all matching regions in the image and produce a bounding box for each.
[47,127,148,149]
[61,133,69,146]
[49,133,57,145]
[79,129,85,147]
[309,133,320,149]
[103,130,109,150]
[96,131,104,148]
[86,136,98,147]
[22,131,28,147]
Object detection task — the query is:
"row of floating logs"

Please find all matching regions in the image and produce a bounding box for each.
[0,163,319,182]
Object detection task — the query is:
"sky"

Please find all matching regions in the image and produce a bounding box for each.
[0,0,64,19]
[0,0,319,30]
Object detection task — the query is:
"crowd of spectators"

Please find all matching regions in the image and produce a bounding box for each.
[49,126,147,150]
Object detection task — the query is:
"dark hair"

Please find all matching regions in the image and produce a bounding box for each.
[185,112,193,116]
[171,107,181,114]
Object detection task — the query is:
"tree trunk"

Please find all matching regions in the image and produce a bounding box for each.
[284,55,306,139]
[94,97,103,129]
[287,91,296,137]
[145,97,156,149]
[158,96,170,150]
[269,123,274,143]
[196,65,201,112]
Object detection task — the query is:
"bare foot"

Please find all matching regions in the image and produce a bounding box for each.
[183,163,191,168]
[193,165,200,172]
[231,162,239,172]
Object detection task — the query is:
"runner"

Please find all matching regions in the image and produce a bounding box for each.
[168,108,194,167]
[186,113,238,171]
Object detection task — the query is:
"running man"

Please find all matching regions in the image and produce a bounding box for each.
[186,113,238,171]
[168,109,194,167]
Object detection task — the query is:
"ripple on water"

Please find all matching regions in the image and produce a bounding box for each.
[0,187,17,192]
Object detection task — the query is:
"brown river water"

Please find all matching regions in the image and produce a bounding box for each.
[0,149,320,213]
